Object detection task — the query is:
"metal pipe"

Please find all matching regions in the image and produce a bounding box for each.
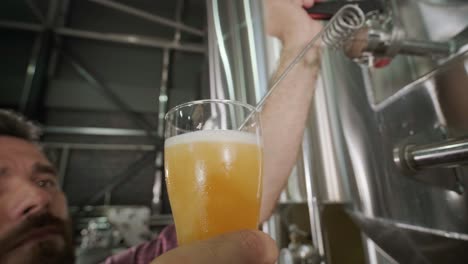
[0,20,43,32]
[345,27,454,64]
[157,49,171,136]
[58,147,70,187]
[60,50,159,140]
[44,142,156,151]
[410,139,468,170]
[81,151,155,206]
[156,0,183,136]
[399,39,453,57]
[19,35,43,113]
[47,0,69,79]
[86,0,204,36]
[25,0,46,23]
[55,27,205,53]
[153,0,184,213]
[46,0,60,27]
[44,126,159,137]
[395,137,468,172]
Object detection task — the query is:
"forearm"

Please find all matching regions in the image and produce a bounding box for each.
[259,44,320,223]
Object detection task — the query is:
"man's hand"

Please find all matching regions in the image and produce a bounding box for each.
[152,230,278,264]
[264,0,322,50]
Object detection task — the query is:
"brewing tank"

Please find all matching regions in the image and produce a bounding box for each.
[311,0,468,262]
[206,0,468,263]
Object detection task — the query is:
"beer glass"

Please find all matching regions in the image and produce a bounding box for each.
[164,99,263,246]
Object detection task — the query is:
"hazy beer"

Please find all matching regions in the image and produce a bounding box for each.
[165,130,263,245]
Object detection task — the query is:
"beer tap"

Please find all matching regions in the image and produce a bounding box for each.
[306,0,456,68]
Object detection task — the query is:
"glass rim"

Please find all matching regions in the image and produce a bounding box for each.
[164,99,258,121]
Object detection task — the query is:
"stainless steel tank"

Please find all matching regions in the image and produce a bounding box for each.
[309,0,468,262]
[207,0,468,263]
[318,48,468,264]
[205,0,269,105]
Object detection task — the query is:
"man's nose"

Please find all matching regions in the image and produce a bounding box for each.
[10,181,52,220]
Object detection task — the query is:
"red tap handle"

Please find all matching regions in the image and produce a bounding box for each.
[305,0,383,20]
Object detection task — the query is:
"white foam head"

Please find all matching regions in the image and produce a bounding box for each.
[165,130,260,147]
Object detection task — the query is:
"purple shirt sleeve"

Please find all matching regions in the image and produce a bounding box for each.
[103,224,178,264]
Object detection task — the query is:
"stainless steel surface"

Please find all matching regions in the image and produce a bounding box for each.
[206,0,269,105]
[206,0,468,263]
[302,1,468,262]
[350,211,468,263]
[314,35,468,263]
[362,237,399,264]
[55,27,205,53]
[399,39,453,57]
[308,75,349,203]
[302,127,326,259]
[395,137,468,173]
[86,0,204,36]
[418,2,468,42]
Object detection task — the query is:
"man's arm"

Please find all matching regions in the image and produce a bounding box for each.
[260,0,322,222]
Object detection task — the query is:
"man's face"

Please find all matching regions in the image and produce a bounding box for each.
[0,136,74,264]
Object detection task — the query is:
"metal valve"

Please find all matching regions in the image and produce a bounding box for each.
[343,12,455,68]
[394,137,468,173]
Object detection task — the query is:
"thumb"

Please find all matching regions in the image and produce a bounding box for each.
[152,230,279,264]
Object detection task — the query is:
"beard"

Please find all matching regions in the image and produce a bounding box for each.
[0,213,75,264]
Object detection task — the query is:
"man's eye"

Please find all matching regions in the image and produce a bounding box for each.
[37,179,57,188]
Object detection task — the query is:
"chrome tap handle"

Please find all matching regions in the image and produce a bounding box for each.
[394,137,468,173]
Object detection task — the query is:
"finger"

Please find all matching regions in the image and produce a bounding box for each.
[303,0,315,8]
[292,0,303,5]
[153,230,279,264]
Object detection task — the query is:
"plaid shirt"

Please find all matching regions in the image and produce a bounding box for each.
[103,225,177,264]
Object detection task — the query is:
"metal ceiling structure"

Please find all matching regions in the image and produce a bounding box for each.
[0,0,207,212]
